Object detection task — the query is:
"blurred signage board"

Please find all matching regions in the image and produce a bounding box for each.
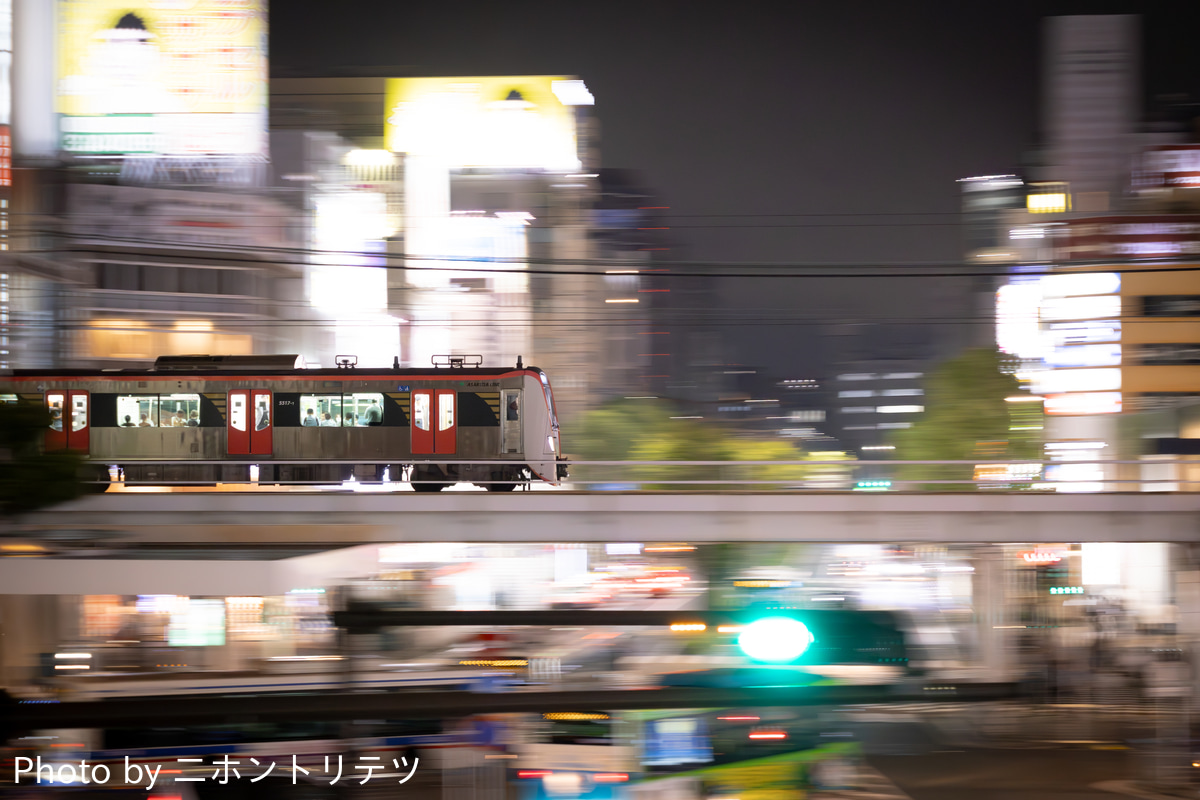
[643,718,713,767]
[1135,145,1200,189]
[384,76,588,170]
[56,0,267,156]
[69,183,294,249]
[1055,216,1200,261]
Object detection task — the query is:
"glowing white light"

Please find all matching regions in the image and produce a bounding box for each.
[344,149,396,168]
[1040,295,1121,322]
[1041,272,1120,298]
[1044,344,1122,369]
[996,282,1044,358]
[1043,392,1122,415]
[551,79,595,106]
[876,405,923,414]
[1046,321,1122,346]
[738,617,814,663]
[1032,368,1120,394]
[1082,543,1122,585]
[1009,227,1046,239]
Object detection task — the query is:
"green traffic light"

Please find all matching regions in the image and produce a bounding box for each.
[737,617,815,663]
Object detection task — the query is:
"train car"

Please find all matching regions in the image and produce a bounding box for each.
[0,354,566,491]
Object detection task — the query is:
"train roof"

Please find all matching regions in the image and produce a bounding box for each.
[5,353,548,380]
[6,366,545,379]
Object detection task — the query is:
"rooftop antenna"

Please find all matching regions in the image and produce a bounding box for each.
[517,355,523,369]
[393,356,400,369]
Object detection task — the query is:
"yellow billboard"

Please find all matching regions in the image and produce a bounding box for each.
[56,0,267,156]
[385,76,589,170]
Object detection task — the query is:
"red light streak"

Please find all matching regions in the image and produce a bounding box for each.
[718,716,760,721]
[749,732,787,740]
[594,773,629,782]
[518,771,553,779]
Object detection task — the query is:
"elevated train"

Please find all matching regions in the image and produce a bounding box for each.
[0,354,566,491]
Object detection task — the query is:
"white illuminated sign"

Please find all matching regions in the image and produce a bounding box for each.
[1043,392,1122,415]
[1032,368,1121,394]
[1045,321,1122,346]
[1040,272,1120,298]
[996,282,1044,358]
[385,76,584,170]
[1044,344,1121,369]
[1040,295,1122,322]
[56,2,267,157]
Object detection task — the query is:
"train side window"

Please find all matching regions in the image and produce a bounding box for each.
[0,394,18,404]
[438,393,454,431]
[230,394,246,432]
[117,395,159,427]
[47,393,64,431]
[346,392,384,427]
[71,394,88,432]
[300,394,343,427]
[159,394,200,427]
[413,393,430,431]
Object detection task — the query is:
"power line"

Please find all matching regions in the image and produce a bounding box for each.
[19,229,1200,280]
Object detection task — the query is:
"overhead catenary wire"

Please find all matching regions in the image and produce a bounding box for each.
[15,228,1200,281]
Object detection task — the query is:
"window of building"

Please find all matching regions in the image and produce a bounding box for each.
[841,406,874,414]
[1137,344,1200,366]
[1143,296,1200,317]
[881,388,923,397]
[300,394,343,426]
[837,373,876,381]
[877,405,924,414]
[838,390,874,398]
[881,372,923,380]
[118,395,159,427]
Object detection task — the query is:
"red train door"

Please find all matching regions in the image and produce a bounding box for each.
[228,391,249,455]
[411,390,457,454]
[435,390,456,454]
[67,391,90,453]
[411,390,433,454]
[45,391,89,453]
[251,391,272,455]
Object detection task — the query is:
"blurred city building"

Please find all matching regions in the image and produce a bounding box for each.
[4,0,316,369]
[984,14,1200,490]
[272,74,653,426]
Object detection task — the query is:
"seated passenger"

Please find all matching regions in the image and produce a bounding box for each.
[302,408,319,426]
[320,412,337,427]
[187,411,200,427]
[121,414,135,427]
[139,414,153,427]
[344,413,357,427]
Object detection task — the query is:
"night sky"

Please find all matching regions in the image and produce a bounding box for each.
[272,1,1200,378]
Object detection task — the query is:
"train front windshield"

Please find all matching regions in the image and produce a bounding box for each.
[537,371,559,429]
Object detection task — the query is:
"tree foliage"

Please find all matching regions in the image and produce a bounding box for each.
[891,348,1034,489]
[0,403,88,517]
[571,399,850,489]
